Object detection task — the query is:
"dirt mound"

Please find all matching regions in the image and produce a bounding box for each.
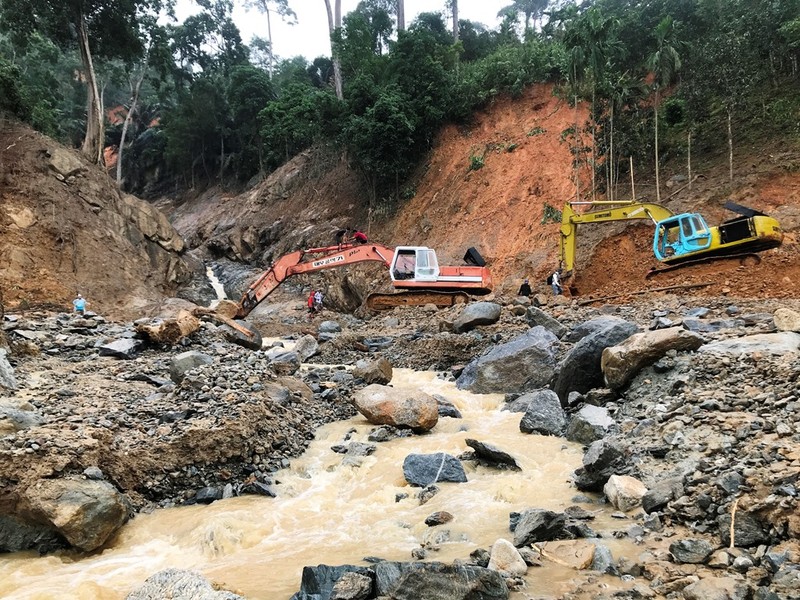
[0,121,202,319]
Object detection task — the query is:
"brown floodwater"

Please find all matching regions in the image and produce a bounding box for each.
[0,369,635,599]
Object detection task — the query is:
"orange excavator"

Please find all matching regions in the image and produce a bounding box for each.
[235,242,493,317]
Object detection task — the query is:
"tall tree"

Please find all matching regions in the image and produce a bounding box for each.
[397,0,405,32]
[0,0,172,165]
[647,16,681,203]
[323,0,344,99]
[245,0,296,76]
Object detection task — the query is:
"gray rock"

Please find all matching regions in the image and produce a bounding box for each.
[518,389,566,436]
[22,478,131,551]
[435,395,462,418]
[563,317,626,343]
[374,561,508,600]
[700,332,800,356]
[223,320,262,350]
[294,334,319,361]
[565,405,614,445]
[456,327,558,394]
[83,466,105,480]
[403,453,467,487]
[0,514,66,553]
[169,351,214,384]
[0,404,43,433]
[641,478,684,513]
[669,538,715,564]
[270,351,301,376]
[319,320,342,334]
[682,318,739,333]
[195,487,223,504]
[330,571,373,600]
[590,542,615,573]
[682,576,752,600]
[98,338,143,359]
[686,307,711,318]
[553,320,639,404]
[513,509,567,546]
[718,512,769,547]
[573,439,627,492]
[290,564,373,600]
[0,349,18,391]
[126,569,244,599]
[352,357,393,385]
[465,438,520,470]
[453,302,502,333]
[524,306,567,338]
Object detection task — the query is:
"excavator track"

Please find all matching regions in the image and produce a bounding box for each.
[645,252,761,279]
[366,291,471,311]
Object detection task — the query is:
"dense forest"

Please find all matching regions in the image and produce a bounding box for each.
[1,0,799,205]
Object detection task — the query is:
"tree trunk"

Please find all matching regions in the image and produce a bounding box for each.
[687,130,692,191]
[452,0,459,42]
[654,89,660,203]
[397,0,405,31]
[77,11,105,166]
[590,85,596,202]
[324,0,343,100]
[116,65,146,186]
[267,6,274,76]
[727,108,733,182]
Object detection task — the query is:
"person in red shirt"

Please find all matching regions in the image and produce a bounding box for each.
[352,230,368,244]
[307,290,315,314]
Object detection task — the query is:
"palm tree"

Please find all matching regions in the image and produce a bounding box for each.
[647,16,681,203]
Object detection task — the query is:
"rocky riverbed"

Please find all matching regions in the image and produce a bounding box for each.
[2,292,800,600]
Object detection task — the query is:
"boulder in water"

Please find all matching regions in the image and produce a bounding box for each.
[353,384,437,431]
[126,568,244,600]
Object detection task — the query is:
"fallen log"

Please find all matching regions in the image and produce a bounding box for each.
[191,307,254,338]
[577,282,713,306]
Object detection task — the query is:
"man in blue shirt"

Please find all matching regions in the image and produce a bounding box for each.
[73,294,86,315]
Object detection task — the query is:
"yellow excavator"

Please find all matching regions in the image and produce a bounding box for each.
[559,200,783,278]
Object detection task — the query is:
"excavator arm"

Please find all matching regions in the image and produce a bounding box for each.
[560,202,675,275]
[236,243,395,318]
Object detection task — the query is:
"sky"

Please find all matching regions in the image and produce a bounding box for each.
[175,1,509,62]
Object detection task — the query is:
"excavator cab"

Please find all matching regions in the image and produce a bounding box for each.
[390,247,440,282]
[653,213,712,261]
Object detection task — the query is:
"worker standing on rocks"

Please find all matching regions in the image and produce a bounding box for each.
[551,269,562,296]
[518,279,531,297]
[73,293,87,316]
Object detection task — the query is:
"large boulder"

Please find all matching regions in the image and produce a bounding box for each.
[21,478,131,551]
[452,302,502,333]
[126,569,244,600]
[293,334,319,361]
[552,320,639,405]
[290,564,373,600]
[223,320,262,350]
[700,332,800,356]
[603,475,648,512]
[0,402,43,435]
[374,561,508,600]
[488,538,527,576]
[465,439,520,470]
[0,349,18,391]
[353,384,437,431]
[0,514,66,553]
[524,306,567,338]
[269,351,301,376]
[98,338,144,359]
[403,453,467,487]
[601,328,704,390]
[518,389,566,436]
[513,509,567,547]
[456,327,558,394]
[573,439,628,492]
[774,308,800,332]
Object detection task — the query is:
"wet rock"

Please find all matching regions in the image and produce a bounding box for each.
[169,351,214,383]
[424,511,453,526]
[524,306,567,338]
[573,439,627,492]
[774,308,800,332]
[403,453,467,487]
[21,478,131,551]
[641,478,684,513]
[373,561,508,600]
[603,474,647,512]
[435,395,462,418]
[465,438,520,470]
[669,538,715,564]
[352,357,393,385]
[700,332,800,355]
[513,509,567,546]
[294,335,319,361]
[518,389,566,436]
[552,320,639,405]
[126,568,244,599]
[195,487,223,504]
[591,543,615,573]
[488,538,527,576]
[291,564,373,600]
[330,571,373,600]
[452,302,502,333]
[682,576,752,600]
[456,327,558,394]
[0,514,66,553]
[353,384,438,431]
[98,338,144,359]
[565,405,614,445]
[601,328,705,390]
[318,321,342,342]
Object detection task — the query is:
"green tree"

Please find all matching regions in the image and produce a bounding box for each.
[244,0,296,76]
[647,15,681,202]
[0,0,173,165]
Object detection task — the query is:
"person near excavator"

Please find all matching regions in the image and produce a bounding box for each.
[352,230,368,244]
[307,290,316,314]
[72,293,87,315]
[551,269,562,296]
[518,279,531,297]
[313,290,323,312]
[335,228,348,249]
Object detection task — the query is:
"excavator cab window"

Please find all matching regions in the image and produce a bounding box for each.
[654,214,712,260]
[393,251,416,280]
[415,249,440,281]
